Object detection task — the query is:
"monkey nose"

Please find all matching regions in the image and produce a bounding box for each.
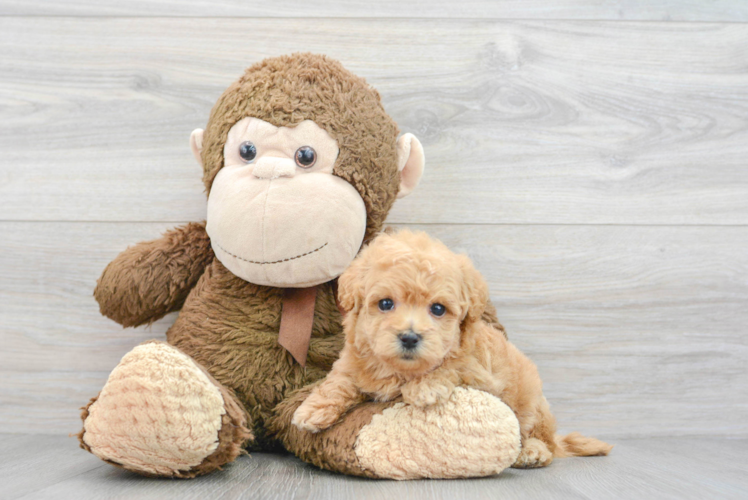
[252,157,296,179]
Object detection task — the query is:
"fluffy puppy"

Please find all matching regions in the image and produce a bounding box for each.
[292,230,612,468]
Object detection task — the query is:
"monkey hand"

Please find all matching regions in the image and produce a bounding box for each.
[94,222,213,327]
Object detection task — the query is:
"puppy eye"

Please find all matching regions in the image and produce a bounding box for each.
[378,298,394,312]
[295,146,317,168]
[430,303,446,317]
[239,141,257,163]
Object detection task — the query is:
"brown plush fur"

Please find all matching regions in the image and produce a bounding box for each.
[166,258,344,450]
[94,222,214,327]
[83,54,511,477]
[292,230,613,468]
[268,382,392,478]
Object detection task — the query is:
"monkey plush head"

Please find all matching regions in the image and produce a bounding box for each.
[189,53,424,288]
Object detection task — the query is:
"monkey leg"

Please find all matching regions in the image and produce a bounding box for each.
[269,385,522,480]
[77,341,252,478]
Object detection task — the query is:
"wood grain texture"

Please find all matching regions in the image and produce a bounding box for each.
[2,435,747,500]
[536,438,748,499]
[1,222,746,436]
[1,18,747,224]
[2,1,748,21]
[0,434,106,500]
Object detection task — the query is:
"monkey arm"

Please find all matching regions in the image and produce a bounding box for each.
[271,383,521,479]
[94,222,214,328]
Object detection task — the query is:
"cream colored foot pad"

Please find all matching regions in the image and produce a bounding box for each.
[354,387,521,479]
[83,342,226,475]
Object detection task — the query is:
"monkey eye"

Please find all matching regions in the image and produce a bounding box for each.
[238,141,257,163]
[378,298,395,312]
[430,303,446,317]
[295,146,317,168]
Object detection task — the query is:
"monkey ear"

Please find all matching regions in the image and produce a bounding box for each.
[190,128,204,168]
[396,133,425,199]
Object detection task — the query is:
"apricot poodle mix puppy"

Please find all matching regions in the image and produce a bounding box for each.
[293,230,612,468]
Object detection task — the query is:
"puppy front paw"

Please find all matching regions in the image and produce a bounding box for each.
[292,402,343,433]
[401,379,454,408]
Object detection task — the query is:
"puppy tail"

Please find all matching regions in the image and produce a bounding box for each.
[553,432,613,458]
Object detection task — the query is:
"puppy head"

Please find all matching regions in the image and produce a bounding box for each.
[338,230,489,376]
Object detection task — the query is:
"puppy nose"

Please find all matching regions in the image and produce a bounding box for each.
[398,332,422,350]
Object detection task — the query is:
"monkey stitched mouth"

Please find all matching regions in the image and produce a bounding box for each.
[215,242,328,265]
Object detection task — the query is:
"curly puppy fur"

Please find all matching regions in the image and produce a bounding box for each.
[293,230,613,468]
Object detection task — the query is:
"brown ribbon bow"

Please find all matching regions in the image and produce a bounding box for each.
[278,287,318,367]
[278,282,346,367]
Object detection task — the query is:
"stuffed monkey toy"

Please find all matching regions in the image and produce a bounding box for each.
[77,53,521,480]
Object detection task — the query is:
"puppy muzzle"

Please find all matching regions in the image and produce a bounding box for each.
[397,330,423,358]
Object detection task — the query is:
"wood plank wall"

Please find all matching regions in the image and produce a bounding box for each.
[1,2,746,437]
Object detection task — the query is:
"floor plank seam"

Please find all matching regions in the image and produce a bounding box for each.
[0,15,747,25]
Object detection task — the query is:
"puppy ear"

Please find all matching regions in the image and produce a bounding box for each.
[459,256,490,324]
[337,252,369,313]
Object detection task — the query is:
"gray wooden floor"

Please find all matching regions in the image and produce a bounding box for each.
[1,435,746,500]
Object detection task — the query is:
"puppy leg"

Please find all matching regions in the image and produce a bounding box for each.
[512,437,554,468]
[512,397,558,468]
[292,370,364,433]
[401,371,459,408]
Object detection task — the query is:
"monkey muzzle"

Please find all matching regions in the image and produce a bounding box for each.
[206,165,367,288]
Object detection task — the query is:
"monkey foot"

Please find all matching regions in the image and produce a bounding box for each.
[272,386,521,480]
[78,341,252,478]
